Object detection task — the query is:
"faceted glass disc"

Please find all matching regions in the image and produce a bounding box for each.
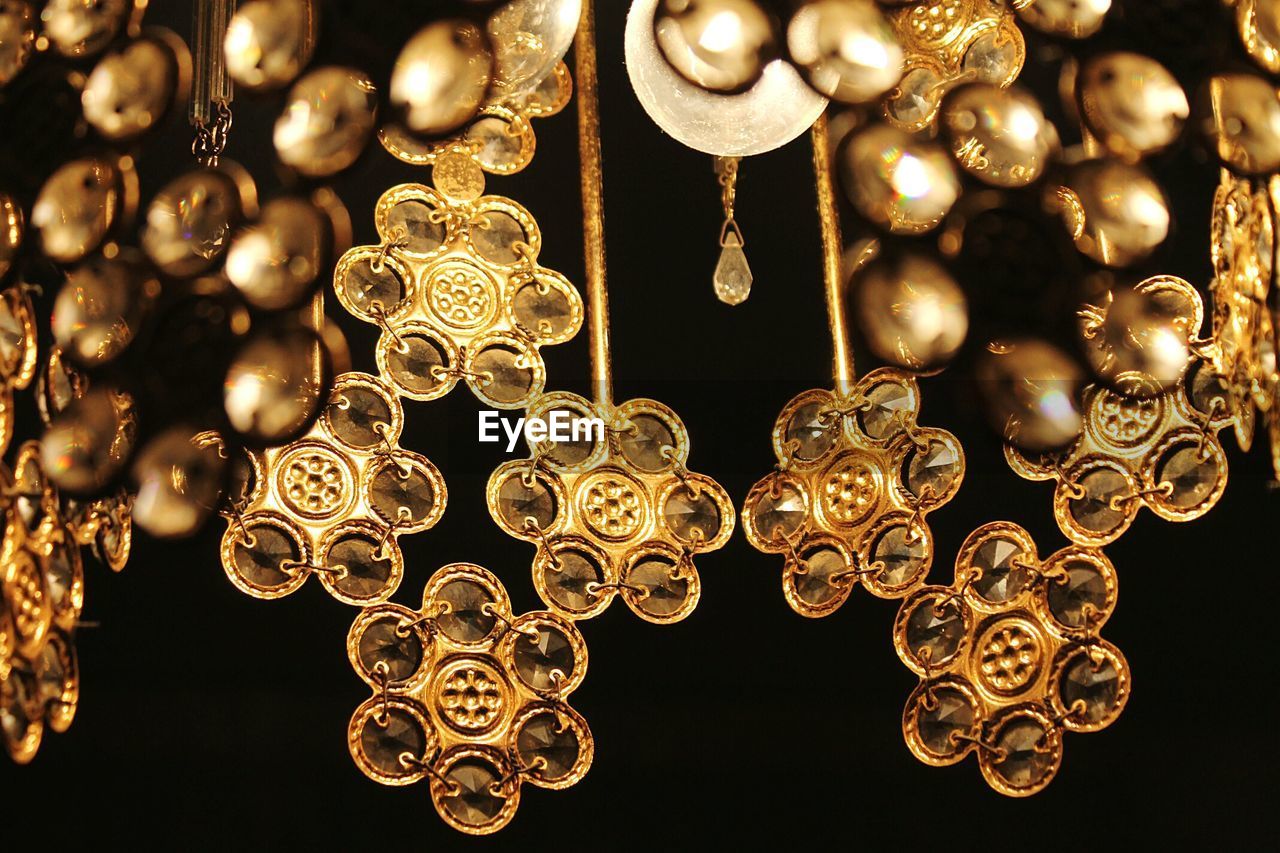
[990,719,1055,789]
[369,463,436,528]
[387,200,445,255]
[385,335,448,396]
[915,686,975,757]
[1047,561,1108,628]
[1068,468,1130,535]
[470,211,528,265]
[326,386,392,450]
[341,258,405,317]
[794,546,846,607]
[618,415,676,472]
[512,278,575,340]
[436,580,497,644]
[785,401,836,461]
[471,345,534,404]
[627,556,689,618]
[439,760,507,828]
[513,625,575,691]
[1157,445,1219,510]
[357,615,424,683]
[907,440,960,500]
[516,712,580,781]
[872,524,926,587]
[750,482,805,541]
[859,382,912,440]
[496,473,557,532]
[662,486,720,544]
[905,598,965,665]
[327,534,394,600]
[360,708,426,776]
[970,537,1030,603]
[232,523,299,588]
[542,551,601,612]
[1060,655,1122,725]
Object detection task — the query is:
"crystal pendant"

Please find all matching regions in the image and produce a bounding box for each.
[714,230,752,305]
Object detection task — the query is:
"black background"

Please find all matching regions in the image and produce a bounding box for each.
[2,1,1277,848]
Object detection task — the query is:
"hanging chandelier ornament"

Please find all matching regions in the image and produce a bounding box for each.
[346,562,592,835]
[486,0,734,624]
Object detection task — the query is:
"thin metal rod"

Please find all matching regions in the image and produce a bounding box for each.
[574,0,612,408]
[810,114,854,395]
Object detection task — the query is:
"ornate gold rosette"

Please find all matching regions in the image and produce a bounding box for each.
[346,563,592,836]
[217,372,445,605]
[487,393,734,624]
[742,370,964,616]
[893,521,1130,796]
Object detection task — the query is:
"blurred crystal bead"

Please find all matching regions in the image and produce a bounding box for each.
[1054,160,1169,267]
[1080,282,1193,394]
[131,426,227,538]
[225,197,329,311]
[41,385,138,494]
[223,324,327,444]
[853,251,967,369]
[274,67,376,177]
[1079,53,1187,160]
[942,83,1056,187]
[1016,0,1110,39]
[224,0,317,92]
[840,124,958,235]
[786,0,902,105]
[654,0,777,93]
[0,0,37,87]
[143,168,254,278]
[51,252,158,367]
[391,20,492,138]
[977,340,1085,452]
[32,157,132,264]
[489,0,582,99]
[82,37,181,142]
[41,0,127,58]
[1206,74,1280,175]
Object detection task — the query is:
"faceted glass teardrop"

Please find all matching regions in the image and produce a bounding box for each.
[436,580,497,643]
[360,708,426,776]
[516,712,580,781]
[357,614,425,683]
[714,231,752,305]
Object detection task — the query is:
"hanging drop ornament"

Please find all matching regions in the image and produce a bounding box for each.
[741,116,964,617]
[712,155,752,305]
[486,0,734,624]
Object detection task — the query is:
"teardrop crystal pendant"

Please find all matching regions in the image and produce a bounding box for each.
[714,229,752,305]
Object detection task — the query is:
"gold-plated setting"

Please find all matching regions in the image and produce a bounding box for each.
[893,521,1129,797]
[0,283,39,456]
[1,443,85,763]
[883,0,1026,132]
[487,393,734,623]
[745,118,964,617]
[743,369,965,616]
[480,0,734,624]
[334,182,583,410]
[217,372,446,605]
[346,563,592,835]
[1006,353,1232,546]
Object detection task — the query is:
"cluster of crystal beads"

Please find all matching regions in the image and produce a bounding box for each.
[381,61,573,176]
[486,393,734,624]
[335,182,583,410]
[346,563,591,836]
[893,521,1129,796]
[0,283,37,456]
[1,443,84,763]
[1206,170,1280,479]
[882,0,1026,131]
[742,369,964,617]
[218,372,445,605]
[1008,285,1233,546]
